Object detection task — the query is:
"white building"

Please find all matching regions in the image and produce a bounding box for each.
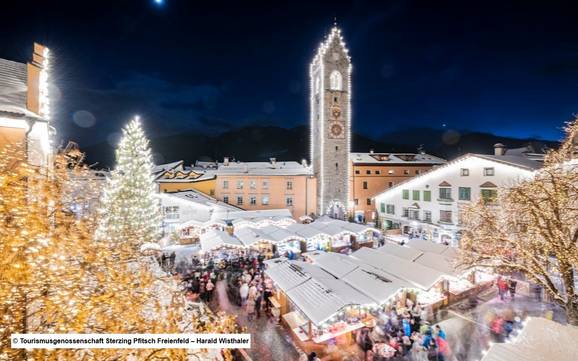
[374,145,544,246]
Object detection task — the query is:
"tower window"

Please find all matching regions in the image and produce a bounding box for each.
[334,96,338,103]
[335,146,339,151]
[330,70,342,91]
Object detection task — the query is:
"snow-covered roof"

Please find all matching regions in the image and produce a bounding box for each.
[406,239,457,258]
[352,247,447,290]
[199,229,244,252]
[152,160,183,175]
[0,58,39,118]
[350,152,446,165]
[341,267,409,305]
[285,223,329,239]
[306,251,411,303]
[376,242,459,277]
[481,317,578,361]
[304,251,361,278]
[215,208,293,222]
[377,243,423,261]
[374,153,540,202]
[216,160,312,176]
[265,258,374,325]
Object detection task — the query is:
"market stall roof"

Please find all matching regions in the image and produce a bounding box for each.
[481,317,578,361]
[234,227,270,246]
[341,267,410,305]
[351,247,447,291]
[377,243,459,277]
[260,224,304,243]
[265,258,374,325]
[377,243,423,261]
[286,273,373,326]
[305,251,411,305]
[217,208,293,223]
[199,230,243,251]
[413,252,458,276]
[406,239,457,259]
[304,251,361,278]
[285,223,329,239]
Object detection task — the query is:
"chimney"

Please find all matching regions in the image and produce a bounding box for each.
[223,157,229,166]
[301,159,308,167]
[27,43,50,118]
[270,157,277,167]
[493,143,507,156]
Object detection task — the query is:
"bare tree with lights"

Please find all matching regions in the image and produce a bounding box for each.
[0,145,238,360]
[458,118,578,325]
[95,117,162,251]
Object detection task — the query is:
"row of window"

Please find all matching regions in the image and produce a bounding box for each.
[460,167,495,176]
[380,203,451,224]
[361,181,395,190]
[354,198,373,206]
[354,169,421,176]
[402,187,497,202]
[222,195,293,207]
[222,179,293,191]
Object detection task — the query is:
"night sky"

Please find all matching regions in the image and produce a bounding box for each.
[1,0,577,148]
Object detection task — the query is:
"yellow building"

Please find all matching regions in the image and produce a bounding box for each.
[155,158,317,219]
[0,43,52,166]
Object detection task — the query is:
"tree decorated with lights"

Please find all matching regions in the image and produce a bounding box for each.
[96,117,161,250]
[458,118,578,325]
[0,145,238,360]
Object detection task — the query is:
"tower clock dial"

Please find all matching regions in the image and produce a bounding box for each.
[330,123,344,138]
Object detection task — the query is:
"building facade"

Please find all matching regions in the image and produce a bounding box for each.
[0,43,52,167]
[213,158,317,219]
[374,146,542,246]
[310,27,351,218]
[350,152,446,223]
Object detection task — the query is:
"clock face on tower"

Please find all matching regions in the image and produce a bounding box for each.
[330,122,344,138]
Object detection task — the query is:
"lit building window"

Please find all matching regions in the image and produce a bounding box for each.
[329,70,342,90]
[262,195,269,205]
[460,168,469,176]
[236,180,243,189]
[223,180,229,189]
[250,180,256,189]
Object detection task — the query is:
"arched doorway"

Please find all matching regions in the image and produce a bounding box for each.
[326,200,347,220]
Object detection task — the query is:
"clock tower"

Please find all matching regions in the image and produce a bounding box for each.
[310,27,351,218]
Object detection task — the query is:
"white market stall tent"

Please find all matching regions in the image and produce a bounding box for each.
[481,317,578,361]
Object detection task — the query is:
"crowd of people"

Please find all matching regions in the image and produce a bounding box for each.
[233,257,275,321]
[356,302,451,361]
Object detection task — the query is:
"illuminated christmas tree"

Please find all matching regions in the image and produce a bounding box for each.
[0,145,238,360]
[96,117,161,250]
[459,118,578,325]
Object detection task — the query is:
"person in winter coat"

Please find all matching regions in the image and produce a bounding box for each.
[436,334,449,361]
[246,293,256,321]
[402,318,412,337]
[508,279,518,299]
[434,325,446,340]
[239,282,249,306]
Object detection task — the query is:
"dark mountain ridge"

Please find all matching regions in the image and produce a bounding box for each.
[81,125,558,168]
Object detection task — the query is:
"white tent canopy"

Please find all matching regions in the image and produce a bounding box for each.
[199,229,244,252]
[265,258,374,326]
[376,242,459,277]
[352,247,447,291]
[481,317,578,361]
